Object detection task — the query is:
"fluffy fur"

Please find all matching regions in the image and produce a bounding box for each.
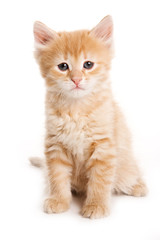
[33,16,147,219]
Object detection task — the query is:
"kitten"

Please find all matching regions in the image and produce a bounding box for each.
[33,15,147,219]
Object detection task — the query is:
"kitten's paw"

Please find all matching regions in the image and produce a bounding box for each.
[44,198,70,214]
[81,202,110,219]
[131,180,148,197]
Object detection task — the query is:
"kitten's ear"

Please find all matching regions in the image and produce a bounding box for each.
[90,15,113,45]
[33,21,58,49]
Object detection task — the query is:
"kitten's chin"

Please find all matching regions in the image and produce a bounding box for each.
[68,88,90,99]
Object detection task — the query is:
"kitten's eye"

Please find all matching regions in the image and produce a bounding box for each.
[83,61,94,70]
[58,63,69,71]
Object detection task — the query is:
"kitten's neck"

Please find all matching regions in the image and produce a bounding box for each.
[46,85,112,116]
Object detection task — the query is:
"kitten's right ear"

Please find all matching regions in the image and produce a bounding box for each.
[33,21,58,49]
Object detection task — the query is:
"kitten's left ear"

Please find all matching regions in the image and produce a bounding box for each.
[90,15,113,46]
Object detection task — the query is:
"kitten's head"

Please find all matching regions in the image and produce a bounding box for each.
[33,16,113,99]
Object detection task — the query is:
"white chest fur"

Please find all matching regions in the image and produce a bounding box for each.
[46,97,114,162]
[46,111,91,159]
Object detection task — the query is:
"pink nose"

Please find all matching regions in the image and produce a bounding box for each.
[71,77,82,86]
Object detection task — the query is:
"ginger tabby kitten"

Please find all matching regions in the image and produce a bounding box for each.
[32,16,147,219]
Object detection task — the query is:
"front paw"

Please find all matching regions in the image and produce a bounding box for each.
[81,201,110,219]
[44,197,70,214]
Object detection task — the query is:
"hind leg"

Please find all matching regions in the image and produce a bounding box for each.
[127,178,147,197]
[114,159,148,197]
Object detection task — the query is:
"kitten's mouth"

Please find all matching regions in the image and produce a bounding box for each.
[71,86,84,90]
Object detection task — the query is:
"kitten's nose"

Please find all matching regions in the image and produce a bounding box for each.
[71,77,82,86]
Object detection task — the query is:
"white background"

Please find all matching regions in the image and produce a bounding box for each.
[0,0,160,239]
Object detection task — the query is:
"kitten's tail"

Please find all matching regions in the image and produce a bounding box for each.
[29,157,44,168]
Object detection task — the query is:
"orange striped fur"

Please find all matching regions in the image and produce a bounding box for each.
[33,16,147,218]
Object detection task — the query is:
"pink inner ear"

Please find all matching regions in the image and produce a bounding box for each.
[105,25,112,40]
[96,22,112,41]
[35,31,52,45]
